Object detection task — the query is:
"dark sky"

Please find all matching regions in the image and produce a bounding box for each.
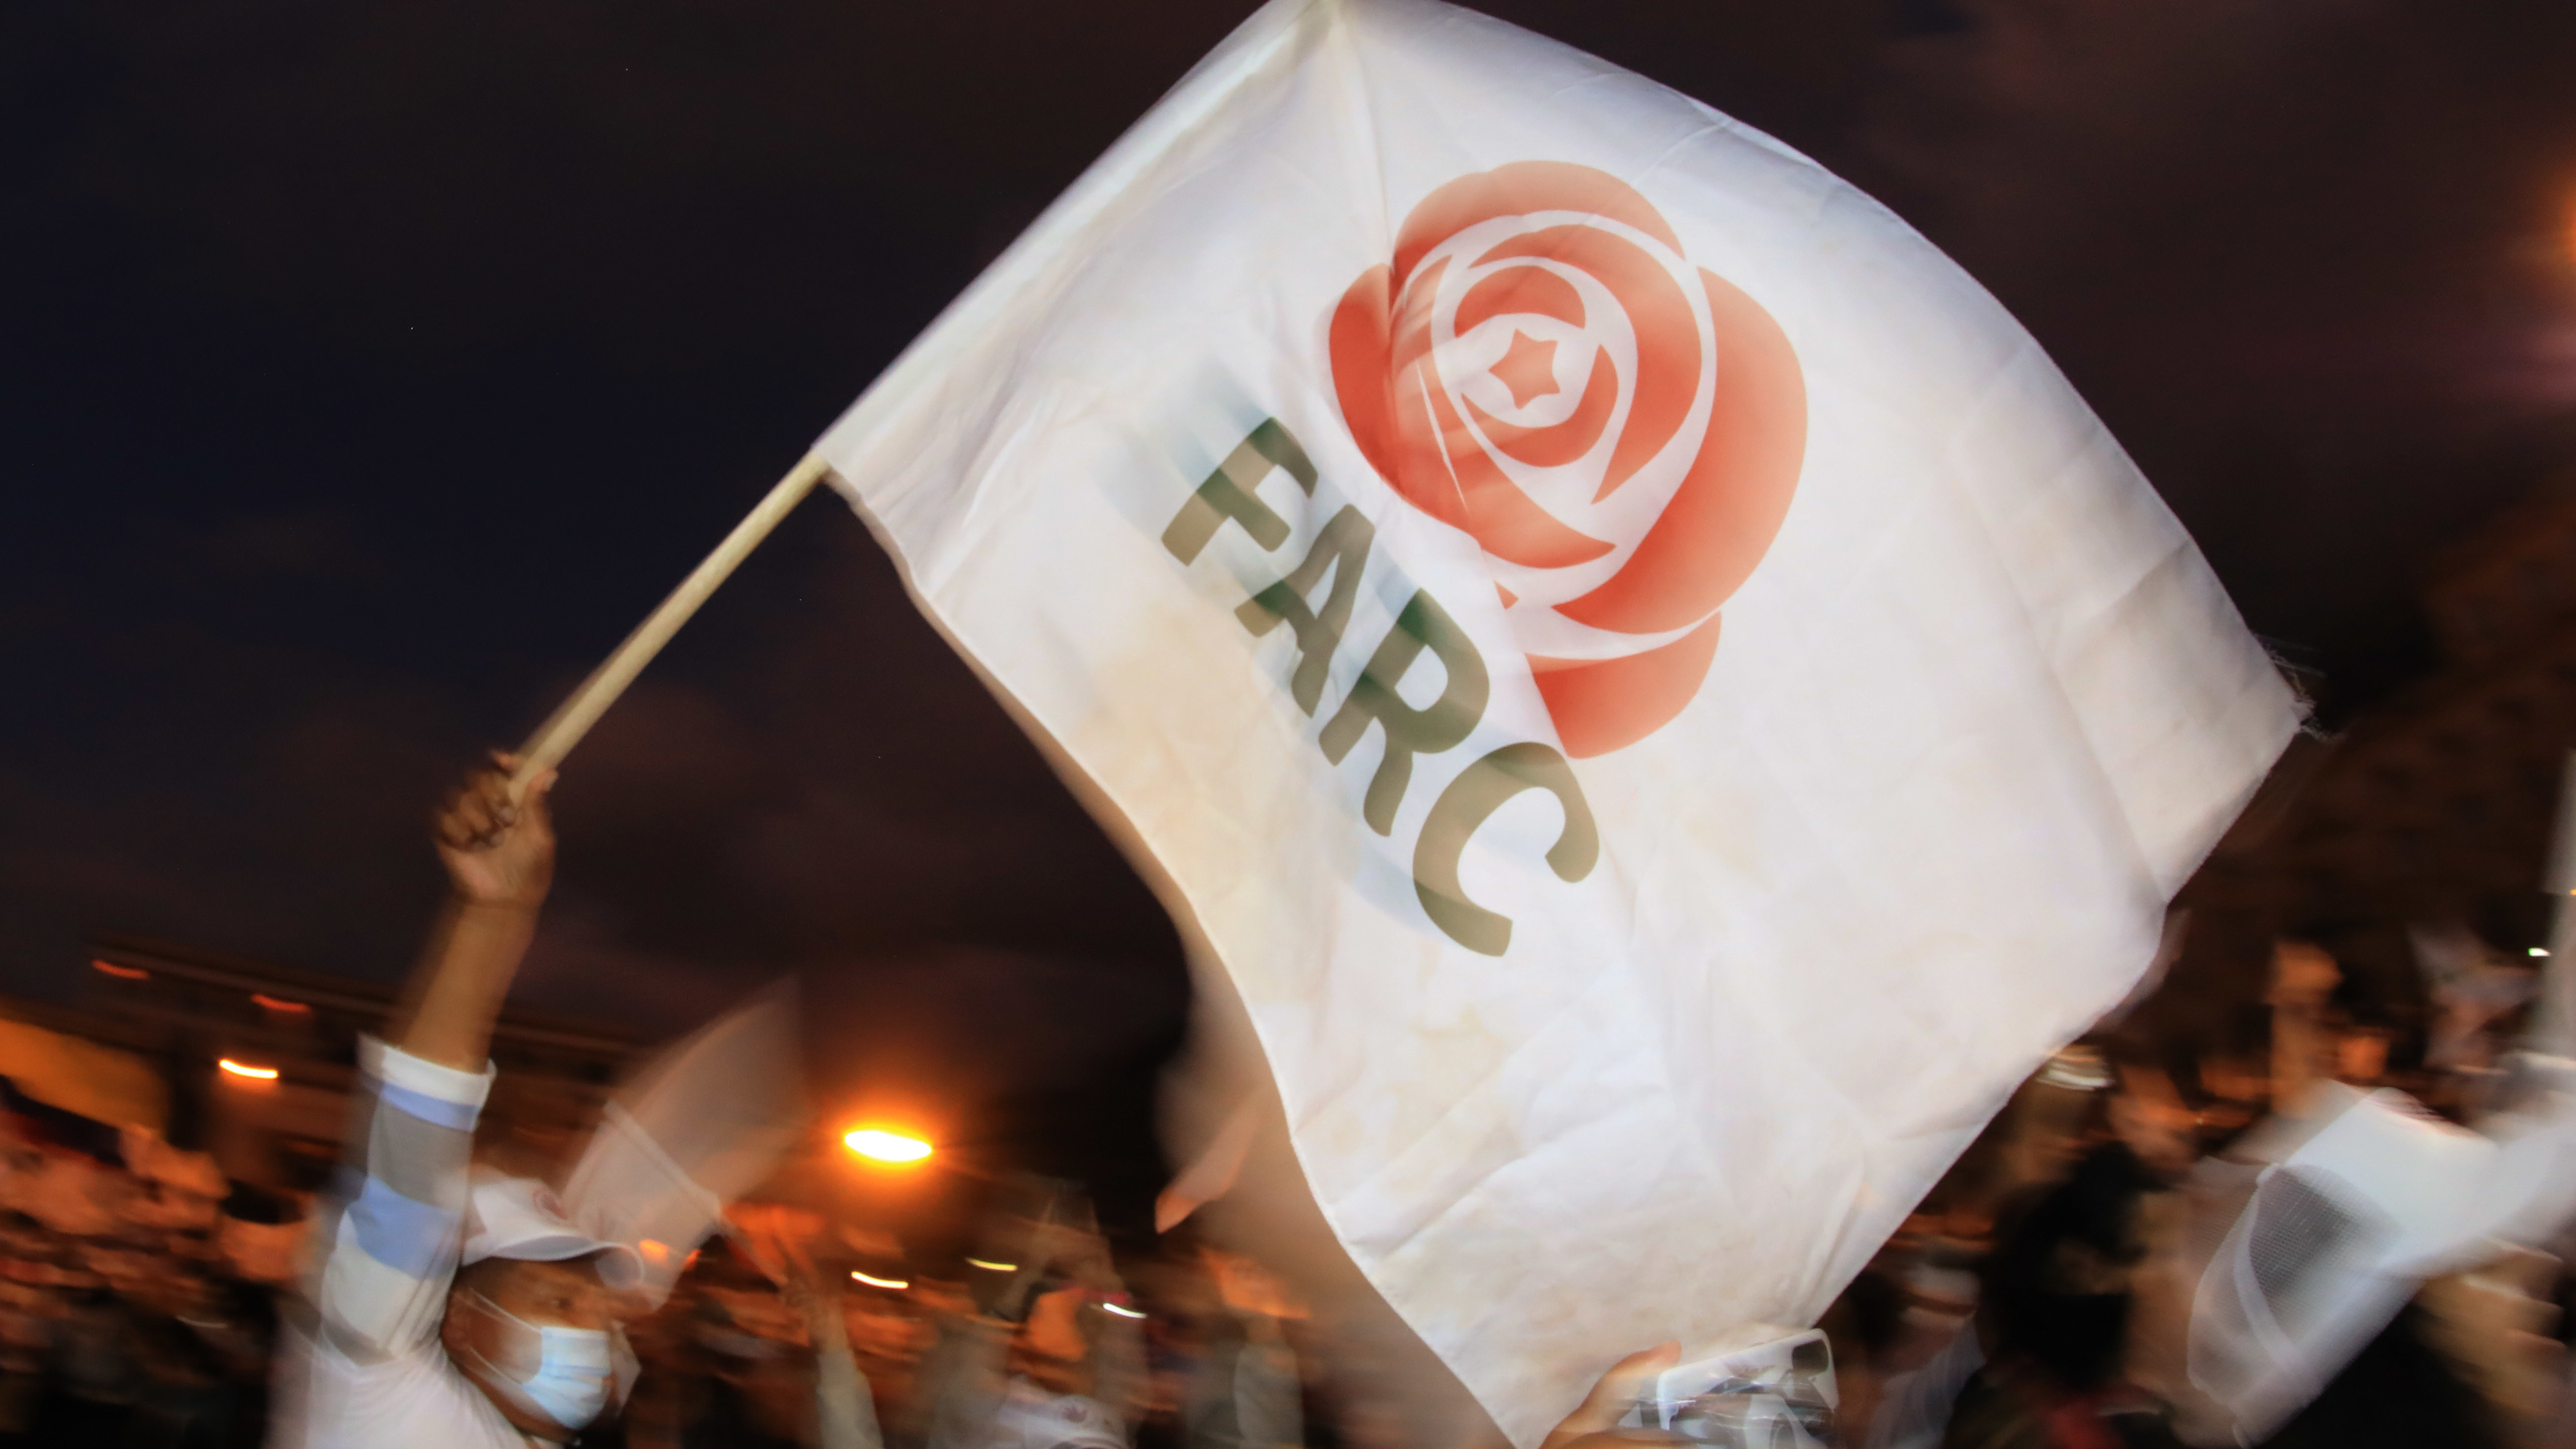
[7,0,2576,1210]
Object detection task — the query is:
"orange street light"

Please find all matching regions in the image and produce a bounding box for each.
[843,1128,933,1165]
[851,1269,910,1290]
[218,1059,280,1081]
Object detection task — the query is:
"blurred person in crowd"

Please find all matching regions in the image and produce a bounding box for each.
[1912,1044,2118,1291]
[838,1278,936,1432]
[2136,938,2576,1448]
[269,758,654,1448]
[597,1262,716,1449]
[32,1265,139,1443]
[123,1262,269,1449]
[793,1253,883,1449]
[2243,942,2499,1441]
[613,1237,878,1449]
[1846,1041,2197,1449]
[0,1215,45,1440]
[2103,1050,2198,1186]
[679,1238,815,1447]
[21,771,2576,1449]
[2414,924,2540,1105]
[2261,942,2340,1111]
[1815,1266,1907,1448]
[1987,1059,2106,1215]
[909,1212,1142,1449]
[2186,1006,2272,1157]
[2325,1014,2395,1092]
[1128,1243,1299,1449]
[1942,1141,2173,1449]
[2409,1245,2563,1441]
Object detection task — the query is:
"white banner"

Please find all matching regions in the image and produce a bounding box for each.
[815,0,2297,1440]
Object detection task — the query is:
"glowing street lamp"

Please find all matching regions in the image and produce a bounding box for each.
[218,1058,280,1081]
[850,1269,910,1290]
[843,1128,933,1165]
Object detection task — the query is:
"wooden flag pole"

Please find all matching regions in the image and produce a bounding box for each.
[508,452,834,796]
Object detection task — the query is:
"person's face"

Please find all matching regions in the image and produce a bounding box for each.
[441,1255,636,1436]
[2334,1028,2390,1085]
[466,1255,626,1333]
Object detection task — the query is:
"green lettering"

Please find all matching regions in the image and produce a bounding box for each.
[1412,743,1600,956]
[1318,590,1490,835]
[1237,505,1375,716]
[1159,418,1319,563]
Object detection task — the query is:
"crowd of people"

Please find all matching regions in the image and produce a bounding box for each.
[1808,937,2576,1449]
[8,756,2576,1449]
[0,1147,1327,1449]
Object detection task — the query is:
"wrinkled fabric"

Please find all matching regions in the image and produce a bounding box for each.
[813,0,2296,1441]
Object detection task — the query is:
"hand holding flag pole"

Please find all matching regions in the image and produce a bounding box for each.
[506,452,832,798]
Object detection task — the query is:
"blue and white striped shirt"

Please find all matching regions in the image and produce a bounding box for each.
[268,1037,538,1448]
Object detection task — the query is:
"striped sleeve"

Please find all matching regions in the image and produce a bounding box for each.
[303,1036,493,1360]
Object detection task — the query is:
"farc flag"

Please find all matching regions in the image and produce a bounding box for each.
[815,0,2297,1440]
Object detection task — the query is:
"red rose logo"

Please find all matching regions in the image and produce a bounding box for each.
[1330,161,1805,757]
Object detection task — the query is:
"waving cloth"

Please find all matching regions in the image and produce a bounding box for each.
[811,0,2298,1441]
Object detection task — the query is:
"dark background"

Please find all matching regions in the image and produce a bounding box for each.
[6,0,2576,1215]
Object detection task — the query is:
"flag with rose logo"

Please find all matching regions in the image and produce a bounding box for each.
[813,0,2298,1441]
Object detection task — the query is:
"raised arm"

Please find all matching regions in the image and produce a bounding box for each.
[390,755,557,1072]
[296,759,559,1369]
[788,1257,885,1449]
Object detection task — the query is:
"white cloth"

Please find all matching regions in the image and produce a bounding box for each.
[268,1335,535,1449]
[559,987,807,1309]
[2181,1060,2576,1443]
[812,0,2296,1441]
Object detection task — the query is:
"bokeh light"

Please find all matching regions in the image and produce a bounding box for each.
[842,1128,934,1164]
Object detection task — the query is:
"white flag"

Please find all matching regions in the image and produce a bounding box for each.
[815,0,2297,1440]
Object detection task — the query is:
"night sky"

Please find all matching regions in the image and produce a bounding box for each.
[7,0,2576,1214]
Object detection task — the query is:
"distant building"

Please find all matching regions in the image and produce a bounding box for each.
[7,935,639,1192]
